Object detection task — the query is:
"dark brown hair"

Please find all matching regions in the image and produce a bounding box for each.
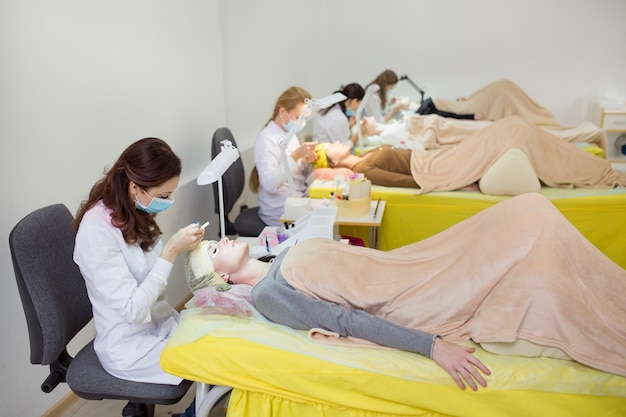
[319,83,365,116]
[74,137,182,251]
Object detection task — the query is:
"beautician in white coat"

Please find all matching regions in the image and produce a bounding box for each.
[312,83,365,147]
[251,86,318,226]
[73,137,203,416]
[362,69,408,123]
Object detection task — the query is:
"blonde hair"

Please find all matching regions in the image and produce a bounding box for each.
[250,86,313,193]
[267,86,312,123]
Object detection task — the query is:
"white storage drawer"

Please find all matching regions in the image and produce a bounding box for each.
[603,113,626,131]
[592,102,626,160]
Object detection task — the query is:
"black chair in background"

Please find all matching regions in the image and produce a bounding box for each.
[9,204,192,417]
[211,127,266,237]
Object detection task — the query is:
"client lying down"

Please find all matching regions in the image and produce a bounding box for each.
[314,115,626,195]
[186,193,626,391]
[421,79,560,125]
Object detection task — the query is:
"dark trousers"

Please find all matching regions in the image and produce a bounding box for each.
[417,97,475,120]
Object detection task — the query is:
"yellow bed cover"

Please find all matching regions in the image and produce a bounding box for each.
[309,181,626,269]
[161,309,626,417]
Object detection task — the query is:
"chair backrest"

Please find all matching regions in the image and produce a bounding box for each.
[9,204,93,366]
[211,127,245,216]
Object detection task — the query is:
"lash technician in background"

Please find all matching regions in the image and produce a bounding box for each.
[362,69,409,123]
[312,83,365,147]
[313,116,626,194]
[250,86,318,226]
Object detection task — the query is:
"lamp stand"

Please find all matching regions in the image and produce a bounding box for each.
[217,176,226,238]
[356,84,380,155]
[399,75,426,106]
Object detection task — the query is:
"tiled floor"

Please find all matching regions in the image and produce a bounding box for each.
[56,384,229,417]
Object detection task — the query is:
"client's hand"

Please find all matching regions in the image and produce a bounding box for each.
[431,338,491,391]
[362,117,381,136]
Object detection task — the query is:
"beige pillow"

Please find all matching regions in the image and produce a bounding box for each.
[480,339,572,361]
[478,148,541,195]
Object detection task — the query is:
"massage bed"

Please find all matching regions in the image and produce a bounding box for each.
[362,113,607,155]
[161,307,626,417]
[308,180,626,269]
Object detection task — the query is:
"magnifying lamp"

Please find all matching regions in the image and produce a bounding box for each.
[197,139,240,238]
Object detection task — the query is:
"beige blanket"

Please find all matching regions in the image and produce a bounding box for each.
[432,79,560,125]
[407,114,607,151]
[280,193,626,377]
[409,116,626,194]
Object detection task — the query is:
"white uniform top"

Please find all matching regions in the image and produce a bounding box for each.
[73,201,182,385]
[312,104,351,146]
[254,121,311,226]
[362,93,385,123]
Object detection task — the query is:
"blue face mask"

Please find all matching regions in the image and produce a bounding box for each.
[281,111,305,134]
[282,119,304,134]
[345,108,355,117]
[135,188,174,213]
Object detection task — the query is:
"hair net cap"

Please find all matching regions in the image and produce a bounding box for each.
[185,240,228,293]
[312,143,329,169]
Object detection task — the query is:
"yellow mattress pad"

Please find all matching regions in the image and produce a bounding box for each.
[161,309,626,417]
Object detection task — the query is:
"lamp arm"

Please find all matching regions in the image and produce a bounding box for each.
[217,177,226,238]
[355,84,381,155]
[279,143,298,197]
[399,75,426,106]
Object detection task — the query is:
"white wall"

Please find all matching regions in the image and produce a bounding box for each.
[0,1,224,415]
[233,0,624,130]
[221,0,626,210]
[1,1,625,416]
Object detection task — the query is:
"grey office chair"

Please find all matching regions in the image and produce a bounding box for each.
[9,204,193,417]
[211,127,266,237]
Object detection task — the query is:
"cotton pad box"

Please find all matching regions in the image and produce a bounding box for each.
[332,174,371,217]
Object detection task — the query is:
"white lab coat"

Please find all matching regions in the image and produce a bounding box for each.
[362,92,385,123]
[254,121,310,226]
[312,104,351,146]
[73,201,182,385]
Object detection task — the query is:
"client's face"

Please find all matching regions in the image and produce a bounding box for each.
[325,141,351,164]
[210,237,249,276]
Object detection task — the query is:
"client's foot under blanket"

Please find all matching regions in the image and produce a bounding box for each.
[432,79,559,125]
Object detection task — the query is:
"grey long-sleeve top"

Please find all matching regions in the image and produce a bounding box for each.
[251,249,438,358]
